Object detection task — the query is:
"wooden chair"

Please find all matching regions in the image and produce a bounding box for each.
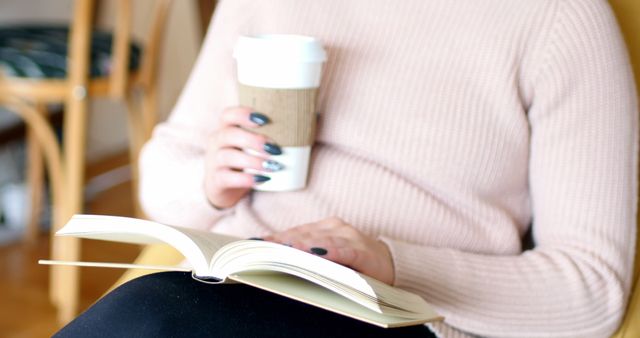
[0,0,173,324]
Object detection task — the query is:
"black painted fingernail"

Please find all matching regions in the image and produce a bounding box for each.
[310,247,328,256]
[262,160,284,172]
[254,174,271,183]
[247,237,264,241]
[249,112,269,126]
[264,143,282,155]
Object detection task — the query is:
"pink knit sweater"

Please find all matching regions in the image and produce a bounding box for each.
[139,0,638,336]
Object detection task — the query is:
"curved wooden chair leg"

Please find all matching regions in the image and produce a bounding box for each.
[0,96,67,309]
[25,103,47,243]
[0,99,65,226]
[0,93,84,324]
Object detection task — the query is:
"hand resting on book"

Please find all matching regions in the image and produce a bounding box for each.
[264,217,395,285]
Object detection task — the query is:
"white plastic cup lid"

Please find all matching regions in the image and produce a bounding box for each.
[233,35,327,64]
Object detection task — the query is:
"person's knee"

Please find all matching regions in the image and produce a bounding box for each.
[99,272,193,318]
[55,272,194,337]
[107,271,189,302]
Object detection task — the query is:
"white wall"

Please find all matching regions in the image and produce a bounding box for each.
[0,0,202,161]
[0,0,74,23]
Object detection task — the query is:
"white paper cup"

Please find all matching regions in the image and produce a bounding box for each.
[234,35,327,191]
[234,35,326,89]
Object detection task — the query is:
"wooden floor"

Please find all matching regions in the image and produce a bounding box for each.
[0,153,142,338]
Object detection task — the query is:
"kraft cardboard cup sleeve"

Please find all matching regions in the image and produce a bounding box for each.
[234,35,327,191]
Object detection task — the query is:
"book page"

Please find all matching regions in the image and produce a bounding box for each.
[210,240,438,317]
[174,227,239,265]
[56,215,239,276]
[230,272,442,328]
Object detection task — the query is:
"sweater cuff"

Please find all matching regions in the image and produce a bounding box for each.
[139,139,231,230]
[379,236,475,338]
[379,236,416,288]
[378,236,453,292]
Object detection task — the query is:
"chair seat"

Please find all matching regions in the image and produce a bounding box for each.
[0,25,141,79]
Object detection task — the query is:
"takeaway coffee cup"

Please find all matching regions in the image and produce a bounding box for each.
[233,35,327,191]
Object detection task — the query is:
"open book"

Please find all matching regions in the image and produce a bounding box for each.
[40,215,443,328]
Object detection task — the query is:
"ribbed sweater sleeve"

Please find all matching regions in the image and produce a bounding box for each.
[381,1,638,337]
[138,0,249,229]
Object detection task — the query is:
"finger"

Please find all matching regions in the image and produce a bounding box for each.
[219,106,270,129]
[264,232,367,272]
[294,235,351,253]
[267,224,328,245]
[269,228,355,255]
[215,127,269,154]
[264,231,301,246]
[209,169,256,189]
[267,219,354,248]
[214,148,276,172]
[324,246,376,274]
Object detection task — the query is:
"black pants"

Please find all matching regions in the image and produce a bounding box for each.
[55,272,437,338]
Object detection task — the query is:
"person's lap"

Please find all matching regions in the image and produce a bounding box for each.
[54,271,436,338]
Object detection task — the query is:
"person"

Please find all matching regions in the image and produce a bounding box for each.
[55,0,638,337]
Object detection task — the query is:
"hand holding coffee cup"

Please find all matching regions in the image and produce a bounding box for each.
[234,34,327,191]
[204,106,284,209]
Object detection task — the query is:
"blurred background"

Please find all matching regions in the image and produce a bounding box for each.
[0,1,214,336]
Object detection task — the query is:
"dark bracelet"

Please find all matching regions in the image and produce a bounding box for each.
[204,181,226,211]
[206,196,226,211]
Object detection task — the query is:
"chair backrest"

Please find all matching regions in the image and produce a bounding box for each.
[67,0,173,100]
[109,0,173,97]
[109,0,132,98]
[136,0,173,92]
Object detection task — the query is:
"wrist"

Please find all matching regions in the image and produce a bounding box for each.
[206,196,226,211]
[376,239,395,285]
[203,179,227,211]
